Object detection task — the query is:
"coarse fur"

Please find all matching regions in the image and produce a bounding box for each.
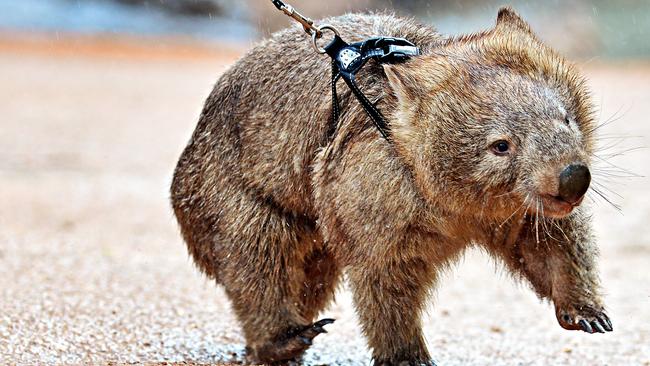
[171,8,611,365]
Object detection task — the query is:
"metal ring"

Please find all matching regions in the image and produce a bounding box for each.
[312,24,340,54]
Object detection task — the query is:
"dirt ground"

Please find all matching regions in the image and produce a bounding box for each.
[1,36,649,365]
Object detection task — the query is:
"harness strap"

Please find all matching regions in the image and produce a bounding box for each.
[324,35,419,141]
[329,60,341,138]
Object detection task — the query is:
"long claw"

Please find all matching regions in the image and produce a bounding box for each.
[599,316,612,332]
[314,318,335,327]
[591,321,606,333]
[579,319,593,333]
[301,318,335,338]
[600,314,614,332]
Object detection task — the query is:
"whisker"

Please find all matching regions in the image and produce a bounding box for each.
[591,180,623,199]
[499,193,530,228]
[595,133,643,141]
[538,200,551,242]
[534,198,540,245]
[594,137,628,151]
[537,202,561,244]
[494,191,515,199]
[589,186,622,211]
[596,146,647,160]
[591,154,640,178]
[586,195,598,205]
[584,103,630,136]
[552,219,571,242]
[591,167,640,176]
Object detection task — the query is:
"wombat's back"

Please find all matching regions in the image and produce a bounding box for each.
[172,13,442,219]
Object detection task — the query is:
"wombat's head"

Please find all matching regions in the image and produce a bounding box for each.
[384,8,595,220]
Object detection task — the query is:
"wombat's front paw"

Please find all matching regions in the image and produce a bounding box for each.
[556,305,612,333]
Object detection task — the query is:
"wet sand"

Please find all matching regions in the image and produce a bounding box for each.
[1,35,649,365]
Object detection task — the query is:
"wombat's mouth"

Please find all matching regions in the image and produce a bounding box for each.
[536,194,584,219]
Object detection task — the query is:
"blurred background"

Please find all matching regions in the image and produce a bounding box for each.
[1,1,649,365]
[1,0,650,58]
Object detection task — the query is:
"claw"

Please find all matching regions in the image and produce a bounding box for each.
[591,321,606,333]
[606,317,613,331]
[314,318,335,327]
[598,316,612,332]
[301,318,335,339]
[579,319,593,333]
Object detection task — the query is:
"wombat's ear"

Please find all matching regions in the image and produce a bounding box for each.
[383,63,418,105]
[384,59,451,106]
[496,7,532,33]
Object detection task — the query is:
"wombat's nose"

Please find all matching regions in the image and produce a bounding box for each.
[558,164,591,204]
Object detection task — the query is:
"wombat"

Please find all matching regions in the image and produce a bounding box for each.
[171,8,611,365]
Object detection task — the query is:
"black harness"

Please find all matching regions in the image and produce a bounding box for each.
[325,36,420,141]
[268,0,420,141]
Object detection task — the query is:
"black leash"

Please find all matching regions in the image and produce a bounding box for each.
[269,0,420,141]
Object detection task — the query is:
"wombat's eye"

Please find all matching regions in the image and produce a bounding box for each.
[491,140,510,155]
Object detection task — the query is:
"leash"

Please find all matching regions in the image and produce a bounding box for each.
[269,0,420,141]
[270,0,323,39]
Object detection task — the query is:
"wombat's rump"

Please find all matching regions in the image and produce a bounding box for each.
[171,8,611,365]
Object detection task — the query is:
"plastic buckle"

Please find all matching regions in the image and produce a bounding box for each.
[372,37,419,62]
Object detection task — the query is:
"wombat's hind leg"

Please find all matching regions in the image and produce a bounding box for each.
[217,193,337,363]
[244,247,340,363]
[246,318,335,363]
[299,247,342,321]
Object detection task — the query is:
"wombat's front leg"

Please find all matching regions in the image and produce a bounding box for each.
[490,207,612,334]
[347,256,438,366]
[539,209,612,333]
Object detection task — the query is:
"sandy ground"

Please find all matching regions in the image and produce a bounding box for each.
[1,36,649,365]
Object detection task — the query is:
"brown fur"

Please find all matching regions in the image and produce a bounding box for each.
[171,8,610,365]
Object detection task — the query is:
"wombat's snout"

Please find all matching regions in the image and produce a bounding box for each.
[557,164,591,205]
